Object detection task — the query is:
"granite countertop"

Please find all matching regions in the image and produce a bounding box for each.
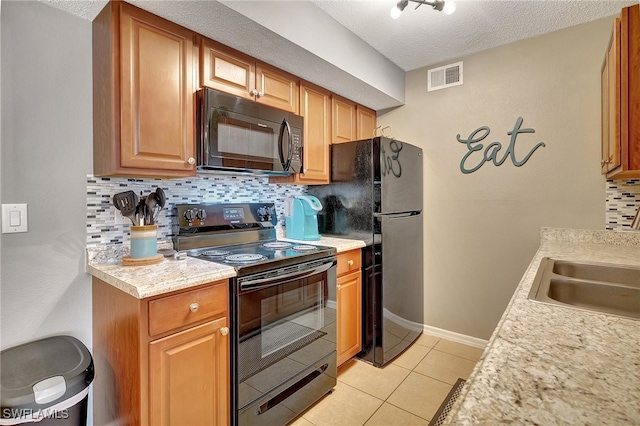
[86,236,366,299]
[444,228,640,425]
[86,242,237,299]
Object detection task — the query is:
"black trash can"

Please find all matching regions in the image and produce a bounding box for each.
[0,336,94,425]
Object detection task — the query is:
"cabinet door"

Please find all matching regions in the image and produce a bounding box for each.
[602,54,610,174]
[119,3,195,173]
[149,318,229,426]
[200,39,256,102]
[356,105,377,140]
[602,17,621,173]
[298,81,331,183]
[337,270,362,366]
[256,62,300,113]
[332,96,357,144]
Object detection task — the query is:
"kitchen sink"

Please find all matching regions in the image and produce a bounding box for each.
[528,257,640,320]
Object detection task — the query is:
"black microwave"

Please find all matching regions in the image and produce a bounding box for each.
[196,88,303,176]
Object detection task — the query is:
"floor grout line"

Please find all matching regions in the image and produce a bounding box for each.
[295,336,478,426]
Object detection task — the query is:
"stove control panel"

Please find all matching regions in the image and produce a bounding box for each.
[222,207,244,221]
[176,203,277,229]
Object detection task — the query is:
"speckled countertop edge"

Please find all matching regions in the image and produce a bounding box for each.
[280,236,367,252]
[444,228,640,425]
[86,236,366,299]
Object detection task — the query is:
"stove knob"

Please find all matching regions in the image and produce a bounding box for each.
[183,209,195,222]
[196,209,207,221]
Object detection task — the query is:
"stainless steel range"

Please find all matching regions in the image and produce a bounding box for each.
[174,203,337,426]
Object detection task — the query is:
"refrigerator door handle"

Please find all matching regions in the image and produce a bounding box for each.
[373,211,421,219]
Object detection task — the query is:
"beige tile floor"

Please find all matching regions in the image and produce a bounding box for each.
[289,334,484,426]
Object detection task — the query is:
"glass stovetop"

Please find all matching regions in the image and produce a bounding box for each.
[186,240,335,268]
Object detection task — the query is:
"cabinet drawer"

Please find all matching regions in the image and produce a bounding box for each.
[337,250,362,276]
[148,282,228,336]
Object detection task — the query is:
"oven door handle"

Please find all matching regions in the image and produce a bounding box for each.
[256,363,329,416]
[239,260,336,291]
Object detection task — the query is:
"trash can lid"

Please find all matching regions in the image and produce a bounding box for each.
[1,335,94,413]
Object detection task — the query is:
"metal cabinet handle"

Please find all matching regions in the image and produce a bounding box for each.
[220,327,229,336]
[257,91,264,97]
[189,303,199,312]
[336,284,342,289]
[347,259,354,266]
[187,157,196,165]
[250,89,259,96]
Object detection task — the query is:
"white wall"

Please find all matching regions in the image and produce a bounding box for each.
[378,17,612,339]
[1,1,93,349]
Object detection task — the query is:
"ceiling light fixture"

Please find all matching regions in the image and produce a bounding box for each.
[390,0,456,19]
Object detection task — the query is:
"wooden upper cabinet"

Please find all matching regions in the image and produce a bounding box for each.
[332,95,357,144]
[92,1,196,177]
[602,17,621,174]
[256,62,300,113]
[271,81,331,185]
[200,39,256,102]
[356,105,377,140]
[603,4,640,179]
[299,82,331,183]
[201,39,299,113]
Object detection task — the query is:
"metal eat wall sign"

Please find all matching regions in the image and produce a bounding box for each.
[456,117,546,174]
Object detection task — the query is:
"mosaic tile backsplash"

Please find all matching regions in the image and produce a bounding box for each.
[87,175,306,246]
[606,179,640,231]
[87,175,639,246]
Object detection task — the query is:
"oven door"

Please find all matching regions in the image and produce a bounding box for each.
[232,258,337,426]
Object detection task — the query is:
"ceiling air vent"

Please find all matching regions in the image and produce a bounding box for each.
[427,61,463,92]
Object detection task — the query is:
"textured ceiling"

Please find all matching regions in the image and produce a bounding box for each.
[313,0,639,71]
[40,0,639,109]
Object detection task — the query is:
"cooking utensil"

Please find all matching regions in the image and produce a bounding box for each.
[135,195,146,226]
[112,191,138,225]
[154,187,166,208]
[145,193,157,225]
[153,187,166,223]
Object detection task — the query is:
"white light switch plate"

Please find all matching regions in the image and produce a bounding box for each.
[2,204,28,234]
[113,206,126,225]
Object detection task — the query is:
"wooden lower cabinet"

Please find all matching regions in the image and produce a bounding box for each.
[336,249,363,366]
[149,318,229,426]
[92,278,230,425]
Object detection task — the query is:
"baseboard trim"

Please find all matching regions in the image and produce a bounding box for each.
[332,301,488,349]
[423,325,488,349]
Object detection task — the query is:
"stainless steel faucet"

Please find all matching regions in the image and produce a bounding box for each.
[632,206,640,230]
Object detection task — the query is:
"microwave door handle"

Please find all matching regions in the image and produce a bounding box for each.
[203,107,210,165]
[284,119,293,171]
[278,119,287,169]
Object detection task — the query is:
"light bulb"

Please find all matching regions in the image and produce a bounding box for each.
[443,0,456,15]
[390,5,402,19]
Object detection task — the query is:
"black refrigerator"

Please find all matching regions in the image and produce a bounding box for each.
[308,137,424,367]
